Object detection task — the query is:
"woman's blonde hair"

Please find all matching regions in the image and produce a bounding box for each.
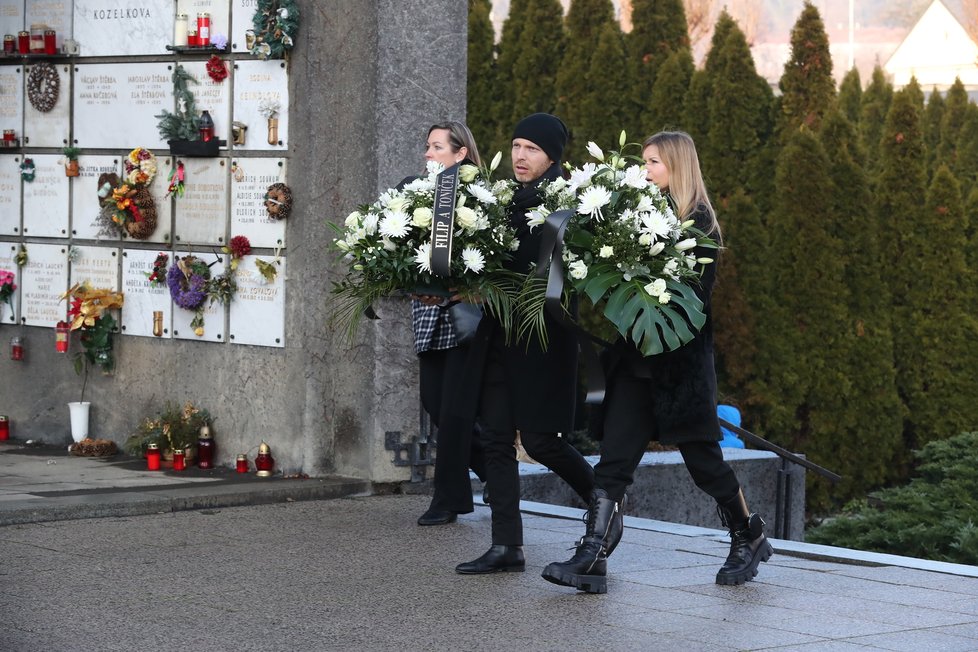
[642,131,720,239]
[428,121,482,167]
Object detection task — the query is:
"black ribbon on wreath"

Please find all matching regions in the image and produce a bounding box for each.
[536,209,613,406]
[430,162,460,277]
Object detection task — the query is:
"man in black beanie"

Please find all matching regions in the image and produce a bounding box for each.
[454,113,596,575]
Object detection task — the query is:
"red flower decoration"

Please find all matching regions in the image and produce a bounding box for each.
[206,55,228,83]
[228,235,252,259]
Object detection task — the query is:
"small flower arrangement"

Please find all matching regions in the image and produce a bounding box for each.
[223,235,251,271]
[0,268,16,316]
[145,253,169,287]
[521,134,718,356]
[124,401,213,457]
[330,152,520,338]
[167,254,238,336]
[124,147,158,187]
[60,282,125,375]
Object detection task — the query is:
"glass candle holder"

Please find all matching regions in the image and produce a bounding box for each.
[43,30,56,55]
[3,35,15,54]
[10,336,23,360]
[172,448,186,471]
[236,454,248,473]
[197,426,214,469]
[197,13,210,46]
[0,415,9,441]
[255,442,274,477]
[55,321,70,352]
[146,443,161,471]
[29,25,44,54]
[174,14,188,47]
[17,31,29,54]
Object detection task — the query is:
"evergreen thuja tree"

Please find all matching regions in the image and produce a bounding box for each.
[936,77,969,169]
[705,24,773,201]
[778,2,835,134]
[682,10,736,151]
[859,65,893,173]
[755,128,851,478]
[645,47,693,134]
[952,104,978,188]
[837,67,862,125]
[627,0,689,138]
[556,0,615,161]
[467,0,497,154]
[819,108,905,504]
[923,88,945,180]
[577,21,630,155]
[493,0,565,154]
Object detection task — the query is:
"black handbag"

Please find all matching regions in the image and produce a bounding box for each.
[447,302,483,344]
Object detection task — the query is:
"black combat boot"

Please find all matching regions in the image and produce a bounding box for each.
[715,490,774,586]
[577,493,626,556]
[541,488,619,594]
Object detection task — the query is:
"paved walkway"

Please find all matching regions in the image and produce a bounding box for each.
[2,441,978,651]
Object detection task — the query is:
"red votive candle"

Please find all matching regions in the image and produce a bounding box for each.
[187,30,199,47]
[236,454,248,473]
[55,321,69,353]
[0,415,9,441]
[3,129,14,142]
[10,336,23,360]
[3,35,15,54]
[146,443,161,471]
[17,31,29,54]
[197,426,214,469]
[43,30,56,55]
[172,448,186,471]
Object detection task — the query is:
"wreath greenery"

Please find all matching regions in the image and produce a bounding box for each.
[250,0,299,60]
[27,63,59,113]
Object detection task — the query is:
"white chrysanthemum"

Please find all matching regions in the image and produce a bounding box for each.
[641,211,672,239]
[402,177,434,193]
[414,243,432,273]
[586,142,604,161]
[425,160,444,175]
[567,163,597,193]
[638,233,652,246]
[467,183,497,205]
[362,213,379,235]
[569,260,588,280]
[635,194,657,214]
[621,165,649,189]
[379,210,410,238]
[456,206,479,230]
[577,185,612,220]
[599,245,614,259]
[461,246,486,273]
[412,207,433,228]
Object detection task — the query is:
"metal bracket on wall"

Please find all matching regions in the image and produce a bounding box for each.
[385,429,434,483]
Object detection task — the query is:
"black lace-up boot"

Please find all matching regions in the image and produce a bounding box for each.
[541,489,619,594]
[715,490,774,585]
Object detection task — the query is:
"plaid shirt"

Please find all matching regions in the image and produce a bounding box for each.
[412,299,458,354]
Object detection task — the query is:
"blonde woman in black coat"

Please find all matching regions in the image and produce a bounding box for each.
[542,131,774,593]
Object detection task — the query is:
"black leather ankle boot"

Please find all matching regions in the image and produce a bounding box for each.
[455,545,525,574]
[541,488,619,594]
[715,491,774,585]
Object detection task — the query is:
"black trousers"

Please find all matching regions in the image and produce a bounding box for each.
[420,347,486,514]
[594,374,740,505]
[478,356,594,546]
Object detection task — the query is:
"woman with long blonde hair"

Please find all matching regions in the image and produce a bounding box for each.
[541,131,772,594]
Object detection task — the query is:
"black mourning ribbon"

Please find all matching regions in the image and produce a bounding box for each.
[536,209,612,405]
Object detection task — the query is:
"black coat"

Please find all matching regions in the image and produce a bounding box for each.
[454,164,579,434]
[604,204,721,444]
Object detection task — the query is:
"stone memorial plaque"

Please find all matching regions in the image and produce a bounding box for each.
[22,154,69,238]
[19,242,68,327]
[183,60,231,142]
[0,66,23,136]
[143,155,173,245]
[178,0,230,45]
[73,63,170,149]
[229,255,284,348]
[233,59,288,151]
[0,155,22,236]
[71,155,120,240]
[24,63,71,148]
[0,1,24,40]
[171,251,226,342]
[0,241,19,324]
[26,0,72,47]
[121,248,171,338]
[73,0,171,57]
[174,157,228,245]
[69,245,119,291]
[230,0,255,52]
[230,158,286,247]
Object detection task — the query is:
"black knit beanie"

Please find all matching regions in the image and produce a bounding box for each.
[512,113,568,164]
